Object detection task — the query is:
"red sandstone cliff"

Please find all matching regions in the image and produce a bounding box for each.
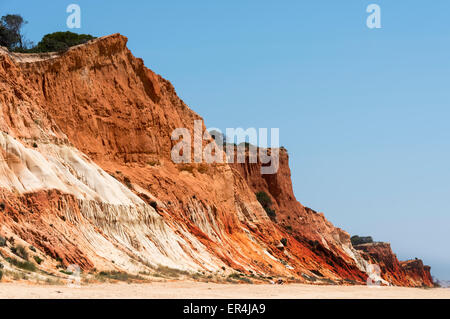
[0,34,433,287]
[353,242,432,287]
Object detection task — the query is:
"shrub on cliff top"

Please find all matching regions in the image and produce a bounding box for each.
[350,235,374,246]
[26,31,96,53]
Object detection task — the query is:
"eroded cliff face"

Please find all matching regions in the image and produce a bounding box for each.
[353,243,433,287]
[230,147,434,287]
[0,34,433,286]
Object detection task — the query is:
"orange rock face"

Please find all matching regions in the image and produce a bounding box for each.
[354,243,433,287]
[0,34,433,286]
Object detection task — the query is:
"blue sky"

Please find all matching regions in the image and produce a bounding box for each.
[2,0,449,280]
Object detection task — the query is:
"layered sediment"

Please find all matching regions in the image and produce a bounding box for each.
[0,34,433,286]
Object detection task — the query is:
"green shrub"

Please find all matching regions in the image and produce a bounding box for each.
[266,208,276,220]
[155,265,189,278]
[33,256,43,265]
[6,257,36,272]
[280,238,288,246]
[256,191,272,208]
[97,271,143,282]
[0,270,3,281]
[350,235,374,246]
[149,201,157,210]
[240,277,253,284]
[27,31,96,53]
[11,244,28,260]
[228,273,242,280]
[255,191,277,221]
[123,176,133,189]
[0,236,6,247]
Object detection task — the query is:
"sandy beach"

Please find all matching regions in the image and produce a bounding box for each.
[0,282,449,299]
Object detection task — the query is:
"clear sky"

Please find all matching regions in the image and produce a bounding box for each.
[2,0,449,280]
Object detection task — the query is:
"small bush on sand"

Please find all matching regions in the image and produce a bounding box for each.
[6,257,36,272]
[155,265,189,278]
[11,244,28,260]
[33,256,43,265]
[96,271,143,282]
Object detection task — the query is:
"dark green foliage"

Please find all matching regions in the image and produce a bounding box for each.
[0,203,5,211]
[228,273,242,280]
[256,191,277,221]
[0,270,3,281]
[227,272,253,284]
[29,246,36,252]
[97,271,143,282]
[33,256,43,265]
[0,236,6,247]
[11,244,28,260]
[123,176,133,189]
[6,257,36,271]
[350,235,374,246]
[59,269,73,275]
[256,191,272,208]
[280,238,288,246]
[149,201,157,210]
[1,14,95,53]
[266,208,276,219]
[155,265,189,278]
[27,31,95,53]
[0,14,28,50]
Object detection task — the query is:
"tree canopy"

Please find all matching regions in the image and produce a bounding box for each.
[29,31,96,53]
[0,14,28,50]
[0,13,96,53]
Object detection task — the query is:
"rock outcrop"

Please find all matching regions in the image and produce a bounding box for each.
[354,242,433,287]
[0,34,434,286]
